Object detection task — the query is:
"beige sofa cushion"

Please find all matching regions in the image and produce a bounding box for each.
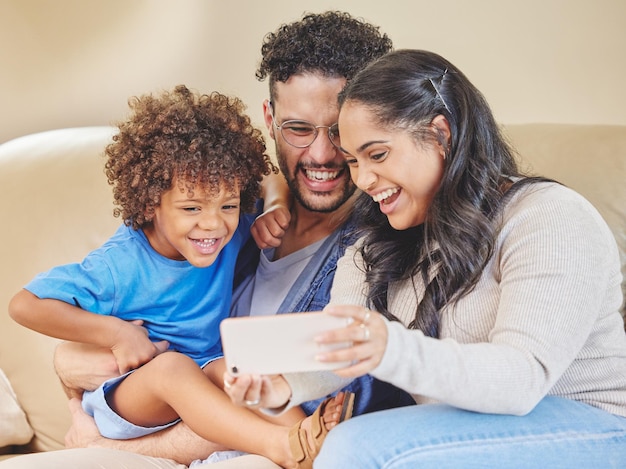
[0,369,33,447]
[505,124,626,312]
[0,127,119,451]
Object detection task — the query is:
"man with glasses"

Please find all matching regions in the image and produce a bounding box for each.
[0,11,411,469]
[230,11,413,425]
[231,12,414,422]
[268,102,340,149]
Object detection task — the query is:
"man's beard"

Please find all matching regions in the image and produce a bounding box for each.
[275,146,355,213]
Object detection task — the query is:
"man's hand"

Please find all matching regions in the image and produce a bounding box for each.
[64,398,103,448]
[64,397,228,464]
[223,372,292,411]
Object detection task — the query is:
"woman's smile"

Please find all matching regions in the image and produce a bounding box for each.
[338,102,446,230]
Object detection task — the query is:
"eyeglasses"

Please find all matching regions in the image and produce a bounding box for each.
[269,102,341,149]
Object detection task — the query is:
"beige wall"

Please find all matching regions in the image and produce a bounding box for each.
[1,0,625,144]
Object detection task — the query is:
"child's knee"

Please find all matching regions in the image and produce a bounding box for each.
[149,351,196,374]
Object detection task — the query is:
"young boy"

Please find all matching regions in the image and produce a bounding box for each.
[9,85,347,468]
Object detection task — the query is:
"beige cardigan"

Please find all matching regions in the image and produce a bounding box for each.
[284,183,626,417]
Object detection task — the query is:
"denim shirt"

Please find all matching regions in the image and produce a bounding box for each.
[232,210,415,416]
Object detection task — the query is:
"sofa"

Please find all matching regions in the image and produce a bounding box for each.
[0,124,625,462]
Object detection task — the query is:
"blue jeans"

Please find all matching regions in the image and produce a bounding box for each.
[315,396,626,468]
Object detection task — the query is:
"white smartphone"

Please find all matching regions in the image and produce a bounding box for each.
[220,311,353,376]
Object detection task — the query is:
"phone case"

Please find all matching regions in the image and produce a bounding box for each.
[220,311,353,375]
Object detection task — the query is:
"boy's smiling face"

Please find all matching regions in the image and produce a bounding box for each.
[143,177,241,268]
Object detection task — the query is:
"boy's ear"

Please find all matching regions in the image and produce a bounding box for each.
[262,100,276,140]
[143,207,155,223]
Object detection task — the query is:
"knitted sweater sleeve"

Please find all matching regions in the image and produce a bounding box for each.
[332,184,624,415]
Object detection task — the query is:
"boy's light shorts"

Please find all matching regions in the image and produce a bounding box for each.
[82,356,219,440]
[82,371,179,439]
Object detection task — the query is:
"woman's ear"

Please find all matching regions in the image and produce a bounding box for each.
[431,114,451,158]
[262,100,276,140]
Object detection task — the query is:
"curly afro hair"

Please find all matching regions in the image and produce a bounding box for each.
[256,11,392,97]
[105,85,276,230]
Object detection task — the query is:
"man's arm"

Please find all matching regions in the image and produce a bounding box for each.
[65,398,225,465]
[54,342,121,398]
[55,340,221,465]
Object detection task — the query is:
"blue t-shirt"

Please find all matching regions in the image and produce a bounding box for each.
[25,215,254,366]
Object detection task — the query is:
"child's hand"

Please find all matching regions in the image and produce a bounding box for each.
[110,319,169,374]
[251,204,291,249]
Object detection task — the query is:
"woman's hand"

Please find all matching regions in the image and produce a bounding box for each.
[316,304,388,378]
[223,372,293,411]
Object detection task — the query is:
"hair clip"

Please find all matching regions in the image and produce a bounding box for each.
[428,69,451,113]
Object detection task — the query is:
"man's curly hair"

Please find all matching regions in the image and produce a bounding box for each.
[256,11,393,98]
[105,85,276,230]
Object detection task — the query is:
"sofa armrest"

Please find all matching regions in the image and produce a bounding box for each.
[0,127,120,453]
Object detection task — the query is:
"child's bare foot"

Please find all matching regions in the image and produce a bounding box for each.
[320,391,349,430]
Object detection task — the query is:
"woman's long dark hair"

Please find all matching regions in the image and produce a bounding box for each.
[339,49,544,337]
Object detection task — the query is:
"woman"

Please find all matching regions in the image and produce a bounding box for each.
[225,50,626,467]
